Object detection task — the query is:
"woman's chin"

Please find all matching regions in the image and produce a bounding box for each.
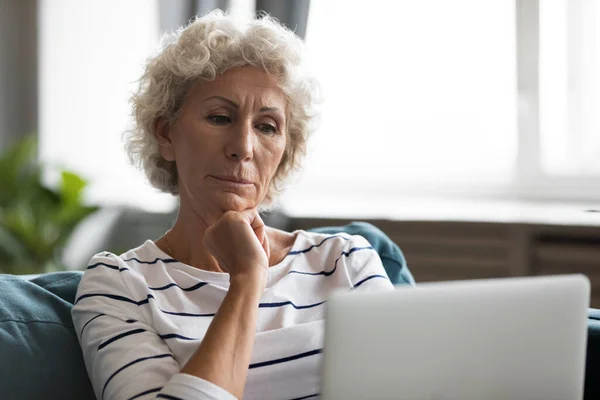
[213,191,256,212]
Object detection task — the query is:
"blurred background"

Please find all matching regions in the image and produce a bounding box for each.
[1,0,600,304]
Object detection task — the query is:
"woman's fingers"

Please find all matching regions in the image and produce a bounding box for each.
[233,209,270,260]
[204,210,270,275]
[240,209,262,229]
[249,212,270,261]
[259,224,270,261]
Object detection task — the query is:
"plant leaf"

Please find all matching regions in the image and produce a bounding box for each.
[60,170,87,207]
[0,136,38,207]
[0,137,99,273]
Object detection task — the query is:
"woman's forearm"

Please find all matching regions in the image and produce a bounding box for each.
[180,272,265,399]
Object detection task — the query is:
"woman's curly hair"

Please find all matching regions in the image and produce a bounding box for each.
[125,10,320,207]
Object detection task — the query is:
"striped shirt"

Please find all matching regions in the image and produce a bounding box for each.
[72,230,394,400]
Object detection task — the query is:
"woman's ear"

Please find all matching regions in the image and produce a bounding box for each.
[155,117,176,162]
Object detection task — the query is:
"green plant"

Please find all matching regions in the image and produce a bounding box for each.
[0,136,99,274]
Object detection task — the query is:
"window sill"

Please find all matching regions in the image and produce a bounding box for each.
[280,194,600,227]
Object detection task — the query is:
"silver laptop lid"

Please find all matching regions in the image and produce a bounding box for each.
[321,275,590,400]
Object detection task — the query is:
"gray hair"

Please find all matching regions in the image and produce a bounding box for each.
[125,10,320,207]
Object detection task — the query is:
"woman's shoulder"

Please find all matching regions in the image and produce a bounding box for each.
[72,242,169,328]
[84,240,165,269]
[292,230,389,288]
[78,240,169,289]
[288,229,372,259]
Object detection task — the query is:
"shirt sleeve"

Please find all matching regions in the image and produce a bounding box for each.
[342,235,396,292]
[71,254,237,400]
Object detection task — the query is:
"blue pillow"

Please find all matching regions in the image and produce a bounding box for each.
[0,272,94,400]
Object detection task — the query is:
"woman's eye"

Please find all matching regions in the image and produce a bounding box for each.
[208,115,231,125]
[257,124,277,134]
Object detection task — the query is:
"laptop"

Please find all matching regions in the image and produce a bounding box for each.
[321,275,590,400]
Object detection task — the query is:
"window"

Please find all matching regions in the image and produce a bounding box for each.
[280,0,600,216]
[39,0,600,216]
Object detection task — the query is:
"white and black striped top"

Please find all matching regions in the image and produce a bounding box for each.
[72,230,394,400]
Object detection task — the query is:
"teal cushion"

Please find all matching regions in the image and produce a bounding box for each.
[0,271,94,400]
[309,221,415,286]
[586,310,600,399]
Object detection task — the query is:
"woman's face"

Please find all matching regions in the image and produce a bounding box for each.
[158,66,288,218]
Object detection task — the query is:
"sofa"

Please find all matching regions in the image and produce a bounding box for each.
[0,222,598,399]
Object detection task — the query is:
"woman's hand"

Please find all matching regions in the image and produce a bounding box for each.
[183,209,271,398]
[203,209,270,282]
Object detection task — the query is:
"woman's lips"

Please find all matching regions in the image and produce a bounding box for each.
[210,175,254,186]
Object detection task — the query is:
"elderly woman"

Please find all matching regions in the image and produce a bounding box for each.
[72,10,393,400]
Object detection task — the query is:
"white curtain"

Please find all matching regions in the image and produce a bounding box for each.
[39,0,175,212]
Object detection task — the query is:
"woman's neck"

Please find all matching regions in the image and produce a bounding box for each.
[162,201,223,272]
[156,200,297,271]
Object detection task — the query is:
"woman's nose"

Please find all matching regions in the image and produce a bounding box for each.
[225,120,254,161]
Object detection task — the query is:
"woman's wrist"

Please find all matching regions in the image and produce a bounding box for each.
[229,270,267,293]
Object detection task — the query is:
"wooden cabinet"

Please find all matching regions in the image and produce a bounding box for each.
[290,217,600,308]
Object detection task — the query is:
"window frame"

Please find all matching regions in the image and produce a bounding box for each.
[515,0,600,202]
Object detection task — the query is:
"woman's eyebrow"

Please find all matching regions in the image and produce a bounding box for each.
[204,95,238,108]
[260,106,283,113]
[204,96,283,115]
